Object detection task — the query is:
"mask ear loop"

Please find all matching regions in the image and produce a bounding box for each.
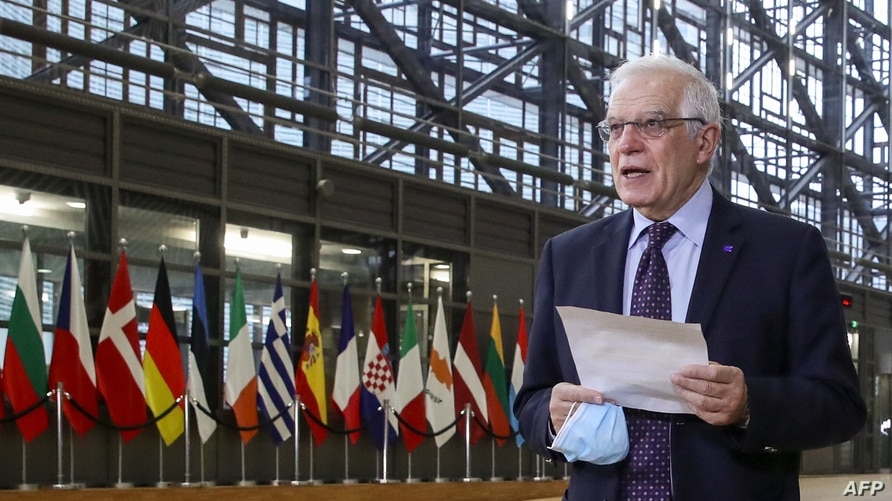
[548,401,583,452]
[567,401,581,420]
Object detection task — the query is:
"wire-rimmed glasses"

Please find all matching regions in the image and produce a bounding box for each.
[596,117,705,141]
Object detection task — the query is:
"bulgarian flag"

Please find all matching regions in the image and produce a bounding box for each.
[224,270,258,443]
[3,237,49,442]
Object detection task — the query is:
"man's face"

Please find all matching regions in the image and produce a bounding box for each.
[606,73,716,221]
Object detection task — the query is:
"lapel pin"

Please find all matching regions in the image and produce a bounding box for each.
[723,245,734,253]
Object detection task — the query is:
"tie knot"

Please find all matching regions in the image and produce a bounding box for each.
[647,222,677,250]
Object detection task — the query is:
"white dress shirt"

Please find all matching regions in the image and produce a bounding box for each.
[623,180,713,322]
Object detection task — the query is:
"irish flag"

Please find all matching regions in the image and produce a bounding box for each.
[225,270,258,443]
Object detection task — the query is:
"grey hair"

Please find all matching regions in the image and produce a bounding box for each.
[609,54,723,137]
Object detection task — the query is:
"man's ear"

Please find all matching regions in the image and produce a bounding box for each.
[697,123,721,164]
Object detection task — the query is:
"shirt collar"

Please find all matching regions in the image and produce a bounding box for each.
[629,180,713,249]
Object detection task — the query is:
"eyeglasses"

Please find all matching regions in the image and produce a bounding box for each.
[596,117,706,141]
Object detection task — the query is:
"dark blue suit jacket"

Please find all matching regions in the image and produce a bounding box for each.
[514,188,866,501]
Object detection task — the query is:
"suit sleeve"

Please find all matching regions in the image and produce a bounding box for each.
[513,238,574,461]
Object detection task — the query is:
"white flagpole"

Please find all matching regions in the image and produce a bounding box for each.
[183,381,193,487]
[114,434,132,488]
[291,395,305,486]
[380,399,391,483]
[461,403,480,482]
[53,384,65,489]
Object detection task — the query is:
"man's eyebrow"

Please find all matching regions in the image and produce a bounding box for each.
[604,110,667,121]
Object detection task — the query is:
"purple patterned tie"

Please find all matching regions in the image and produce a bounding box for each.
[621,221,677,501]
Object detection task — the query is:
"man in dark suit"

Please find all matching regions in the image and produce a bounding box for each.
[513,54,865,500]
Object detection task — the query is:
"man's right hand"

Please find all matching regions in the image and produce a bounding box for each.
[549,382,614,433]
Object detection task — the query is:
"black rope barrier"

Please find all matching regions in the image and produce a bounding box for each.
[190,399,293,432]
[7,387,512,445]
[473,411,518,440]
[299,402,372,435]
[66,392,183,431]
[0,391,52,424]
[391,405,459,438]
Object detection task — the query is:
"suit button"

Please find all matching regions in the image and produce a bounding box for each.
[763,447,777,453]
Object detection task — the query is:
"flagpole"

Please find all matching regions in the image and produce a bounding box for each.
[182,382,194,487]
[54,383,66,489]
[533,453,549,481]
[380,398,391,484]
[461,402,480,482]
[435,447,446,483]
[404,282,419,484]
[18,437,36,490]
[309,433,319,485]
[342,435,357,484]
[14,227,36,492]
[489,297,502,483]
[70,424,82,488]
[433,287,449,484]
[291,395,305,485]
[341,272,357,485]
[152,245,171,489]
[272,447,281,486]
[516,445,525,481]
[115,434,133,488]
[238,439,255,486]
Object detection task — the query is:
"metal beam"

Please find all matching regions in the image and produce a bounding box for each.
[346,0,515,196]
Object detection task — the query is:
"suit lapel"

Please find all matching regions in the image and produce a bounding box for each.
[686,192,743,333]
[591,211,633,314]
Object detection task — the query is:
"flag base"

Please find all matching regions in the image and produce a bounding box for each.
[290,480,310,486]
[405,477,422,484]
[489,476,505,482]
[270,480,288,486]
[461,477,482,483]
[341,478,359,484]
[53,482,84,490]
[17,483,38,491]
[377,478,401,484]
[434,477,452,483]
[532,476,552,482]
[237,480,257,487]
[180,482,203,488]
[515,476,530,481]
[155,481,172,488]
[113,482,134,489]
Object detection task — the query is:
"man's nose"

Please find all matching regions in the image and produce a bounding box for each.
[617,125,646,153]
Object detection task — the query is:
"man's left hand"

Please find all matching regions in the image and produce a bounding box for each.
[671,363,748,426]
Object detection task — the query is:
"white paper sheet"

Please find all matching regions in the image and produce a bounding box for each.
[556,306,709,414]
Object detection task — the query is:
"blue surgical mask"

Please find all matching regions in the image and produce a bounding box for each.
[548,402,629,465]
